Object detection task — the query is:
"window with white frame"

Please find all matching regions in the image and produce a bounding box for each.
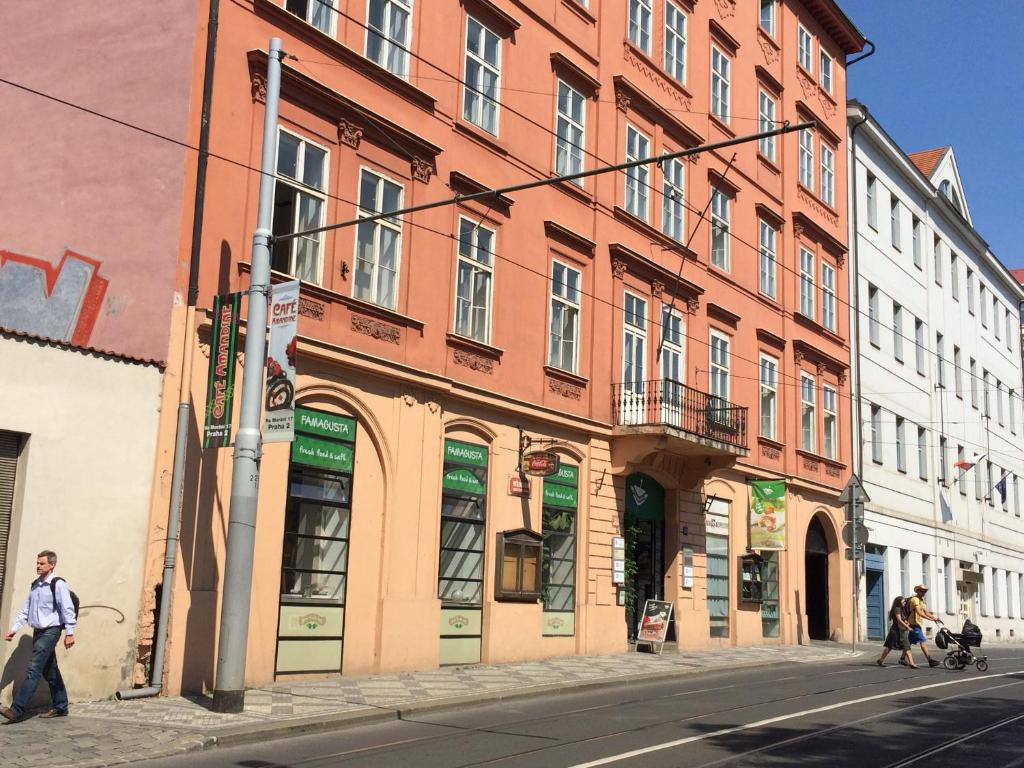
[933,236,942,285]
[994,297,1001,340]
[866,173,877,229]
[819,49,832,93]
[980,284,988,327]
[271,128,328,284]
[899,549,909,596]
[939,436,947,485]
[285,0,336,35]
[760,354,778,440]
[798,25,813,72]
[996,380,1004,425]
[662,157,685,241]
[967,268,975,313]
[820,143,835,206]
[935,332,944,387]
[896,416,906,473]
[912,216,922,268]
[758,90,776,161]
[970,358,977,408]
[622,293,647,399]
[711,187,730,270]
[823,385,837,459]
[711,46,730,123]
[354,168,403,309]
[1016,476,1021,516]
[868,283,879,346]
[1010,389,1017,433]
[798,129,814,190]
[549,261,580,373]
[624,125,650,221]
[629,0,652,54]
[800,373,816,453]
[759,219,776,299]
[893,302,903,362]
[661,304,684,425]
[1007,310,1014,351]
[954,346,962,397]
[366,0,412,77]
[983,370,990,416]
[958,445,967,494]
[664,1,687,84]
[889,198,901,250]
[821,261,836,331]
[799,247,815,319]
[950,253,959,299]
[710,331,730,403]
[453,217,494,344]
[759,0,775,36]
[917,425,927,480]
[463,16,501,135]
[555,80,585,181]
[870,404,882,463]
[915,318,925,376]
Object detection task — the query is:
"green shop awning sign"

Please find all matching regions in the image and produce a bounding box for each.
[296,407,356,442]
[543,463,578,508]
[444,439,488,468]
[626,473,664,520]
[292,435,353,472]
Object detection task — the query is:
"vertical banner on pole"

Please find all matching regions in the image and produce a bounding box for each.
[749,479,787,550]
[263,280,299,443]
[203,292,242,448]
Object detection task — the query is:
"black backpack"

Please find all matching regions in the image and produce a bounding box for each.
[48,577,80,627]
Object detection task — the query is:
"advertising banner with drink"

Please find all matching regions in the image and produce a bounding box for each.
[264,280,299,443]
[749,479,786,550]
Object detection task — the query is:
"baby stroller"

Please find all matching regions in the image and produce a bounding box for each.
[935,619,988,671]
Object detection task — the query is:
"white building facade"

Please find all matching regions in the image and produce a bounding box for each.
[847,101,1024,646]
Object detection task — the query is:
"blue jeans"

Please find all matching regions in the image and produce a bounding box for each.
[11,627,68,716]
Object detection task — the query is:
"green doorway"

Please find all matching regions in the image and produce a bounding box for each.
[624,473,669,642]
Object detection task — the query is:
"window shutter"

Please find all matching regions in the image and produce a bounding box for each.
[0,431,20,611]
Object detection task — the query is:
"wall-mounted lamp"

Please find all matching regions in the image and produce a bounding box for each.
[702,494,719,515]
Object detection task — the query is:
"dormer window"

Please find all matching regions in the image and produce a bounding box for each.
[939,180,963,214]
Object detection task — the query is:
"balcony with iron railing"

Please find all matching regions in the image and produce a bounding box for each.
[611,378,749,457]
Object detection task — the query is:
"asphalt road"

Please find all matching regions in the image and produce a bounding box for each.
[139,648,1024,768]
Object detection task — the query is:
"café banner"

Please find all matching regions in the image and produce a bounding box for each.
[749,479,786,551]
[264,280,300,443]
[202,292,241,448]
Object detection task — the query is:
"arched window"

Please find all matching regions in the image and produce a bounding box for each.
[939,180,963,214]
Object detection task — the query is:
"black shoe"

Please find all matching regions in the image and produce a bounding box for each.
[928,658,941,667]
[38,709,69,719]
[898,658,908,666]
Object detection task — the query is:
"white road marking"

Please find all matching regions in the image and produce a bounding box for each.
[566,670,1024,768]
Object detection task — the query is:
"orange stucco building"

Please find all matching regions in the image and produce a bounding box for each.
[141,0,865,694]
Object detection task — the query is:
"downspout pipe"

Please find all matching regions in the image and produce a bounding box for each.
[117,0,220,701]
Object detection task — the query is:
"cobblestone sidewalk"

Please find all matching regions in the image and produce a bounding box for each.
[1,643,862,768]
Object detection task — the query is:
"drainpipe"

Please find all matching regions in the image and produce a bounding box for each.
[117,0,220,701]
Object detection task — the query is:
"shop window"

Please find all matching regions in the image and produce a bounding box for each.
[542,464,578,635]
[495,529,543,602]
[707,530,729,637]
[761,551,780,637]
[276,407,356,675]
[740,553,764,603]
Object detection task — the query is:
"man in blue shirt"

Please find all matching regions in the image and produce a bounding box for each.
[1,550,76,723]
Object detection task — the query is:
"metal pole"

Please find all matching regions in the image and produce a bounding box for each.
[211,37,282,714]
[850,495,857,653]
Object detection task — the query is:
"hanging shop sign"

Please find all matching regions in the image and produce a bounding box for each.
[508,474,531,497]
[202,291,242,448]
[264,280,300,443]
[749,479,787,551]
[295,407,356,442]
[521,450,560,476]
[444,439,488,468]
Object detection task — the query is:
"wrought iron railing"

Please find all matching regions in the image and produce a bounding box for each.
[612,378,748,449]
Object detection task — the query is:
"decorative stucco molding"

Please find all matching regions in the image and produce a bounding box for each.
[453,348,494,373]
[338,119,364,149]
[298,297,325,320]
[351,315,400,344]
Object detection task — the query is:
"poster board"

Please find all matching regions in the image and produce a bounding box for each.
[636,599,673,654]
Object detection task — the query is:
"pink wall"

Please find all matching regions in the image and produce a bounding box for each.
[0,2,199,363]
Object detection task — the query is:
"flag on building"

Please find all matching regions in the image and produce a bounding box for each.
[953,451,984,471]
[995,474,1008,505]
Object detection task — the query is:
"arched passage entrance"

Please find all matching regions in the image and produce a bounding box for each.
[624,473,666,642]
[804,516,831,640]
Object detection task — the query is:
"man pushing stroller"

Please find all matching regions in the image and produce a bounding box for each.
[906,584,942,668]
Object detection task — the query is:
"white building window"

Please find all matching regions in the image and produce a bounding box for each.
[950,253,959,300]
[893,303,903,362]
[366,0,412,77]
[967,268,975,314]
[819,49,832,93]
[285,0,336,35]
[629,0,652,54]
[710,331,730,402]
[798,129,814,190]
[890,198,901,250]
[821,261,836,331]
[622,293,647,405]
[799,248,815,319]
[866,173,877,229]
[1007,310,1015,351]
[624,125,650,221]
[896,417,906,473]
[820,143,835,207]
[760,354,778,440]
[758,90,776,161]
[800,373,816,453]
[823,385,837,460]
[958,445,967,495]
[798,25,813,72]
[983,370,990,416]
[710,187,730,270]
[914,318,925,376]
[994,298,1001,340]
[555,80,585,181]
[759,0,775,36]
[980,284,988,327]
[912,216,922,268]
[662,157,685,241]
[900,549,909,596]
[453,217,494,344]
[970,358,978,408]
[549,261,581,373]
[711,46,730,123]
[870,404,882,464]
[664,1,687,84]
[933,236,942,285]
[868,283,879,347]
[938,436,947,485]
[271,128,328,284]
[1010,389,1016,433]
[996,380,1004,425]
[935,332,944,388]
[917,425,927,480]
[463,16,501,135]
[759,219,776,299]
[953,346,962,397]
[354,168,404,309]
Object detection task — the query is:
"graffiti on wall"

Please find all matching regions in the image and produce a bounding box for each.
[0,249,109,346]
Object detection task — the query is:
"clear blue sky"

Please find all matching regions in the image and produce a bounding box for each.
[843,1,1024,271]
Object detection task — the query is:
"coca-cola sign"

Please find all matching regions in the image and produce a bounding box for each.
[521,450,560,477]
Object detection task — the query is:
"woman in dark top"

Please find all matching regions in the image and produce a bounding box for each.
[877,596,917,668]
